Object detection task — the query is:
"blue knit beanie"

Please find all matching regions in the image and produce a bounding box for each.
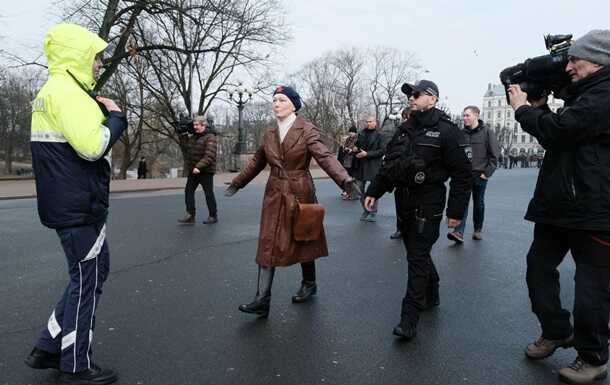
[273,85,302,111]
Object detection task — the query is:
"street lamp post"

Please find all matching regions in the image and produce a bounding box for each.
[227,82,253,155]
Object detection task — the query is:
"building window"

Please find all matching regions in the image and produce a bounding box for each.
[497,111,502,119]
[488,101,492,107]
[529,135,534,143]
[522,135,526,143]
[513,134,517,142]
[513,122,518,132]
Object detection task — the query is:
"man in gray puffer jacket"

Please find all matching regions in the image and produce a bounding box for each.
[448,106,499,243]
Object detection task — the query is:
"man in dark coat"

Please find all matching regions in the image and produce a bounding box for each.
[354,116,384,222]
[137,156,147,179]
[508,29,610,384]
[178,115,218,224]
[365,79,471,341]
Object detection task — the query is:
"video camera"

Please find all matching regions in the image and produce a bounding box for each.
[174,115,195,135]
[500,34,573,102]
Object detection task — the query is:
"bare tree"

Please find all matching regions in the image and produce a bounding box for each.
[332,48,366,128]
[368,47,420,125]
[0,68,41,175]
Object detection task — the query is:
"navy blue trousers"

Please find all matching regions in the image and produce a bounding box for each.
[36,222,109,373]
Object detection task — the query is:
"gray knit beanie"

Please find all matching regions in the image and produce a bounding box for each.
[568,29,610,66]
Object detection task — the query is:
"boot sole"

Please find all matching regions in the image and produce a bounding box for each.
[447,233,464,243]
[238,306,269,318]
[291,291,317,303]
[59,372,118,385]
[559,370,607,384]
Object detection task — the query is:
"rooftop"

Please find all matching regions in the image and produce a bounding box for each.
[484,83,506,97]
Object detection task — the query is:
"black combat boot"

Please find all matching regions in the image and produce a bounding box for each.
[238,266,275,317]
[291,281,317,303]
[24,347,60,370]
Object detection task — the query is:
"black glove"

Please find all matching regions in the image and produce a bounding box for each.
[343,179,361,200]
[224,185,238,197]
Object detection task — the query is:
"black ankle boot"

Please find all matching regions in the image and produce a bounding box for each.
[24,347,60,370]
[59,364,118,385]
[292,281,317,303]
[392,322,417,340]
[238,297,270,317]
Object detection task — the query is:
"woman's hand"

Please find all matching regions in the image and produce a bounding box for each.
[224,185,238,197]
[343,179,361,200]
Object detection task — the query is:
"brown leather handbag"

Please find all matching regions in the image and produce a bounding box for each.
[283,167,325,241]
[293,201,325,241]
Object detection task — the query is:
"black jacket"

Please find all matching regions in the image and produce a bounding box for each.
[515,66,610,230]
[462,120,500,177]
[367,108,472,220]
[354,128,384,181]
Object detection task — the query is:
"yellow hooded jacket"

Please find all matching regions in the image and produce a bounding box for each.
[31,23,127,229]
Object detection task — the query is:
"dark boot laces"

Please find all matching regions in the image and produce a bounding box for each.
[568,357,586,371]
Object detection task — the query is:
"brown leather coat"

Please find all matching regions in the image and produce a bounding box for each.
[231,116,350,267]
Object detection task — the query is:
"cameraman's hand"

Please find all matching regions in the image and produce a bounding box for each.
[364,196,376,212]
[95,96,121,112]
[224,184,238,197]
[192,168,200,175]
[507,85,528,110]
[356,150,368,159]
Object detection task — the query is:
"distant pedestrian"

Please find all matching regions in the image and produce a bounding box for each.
[354,116,384,222]
[338,125,359,199]
[225,85,360,318]
[137,156,147,179]
[448,105,499,243]
[509,154,518,168]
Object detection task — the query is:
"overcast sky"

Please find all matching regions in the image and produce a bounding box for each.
[2,0,609,114]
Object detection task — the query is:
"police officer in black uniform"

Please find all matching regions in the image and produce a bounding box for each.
[365,80,471,340]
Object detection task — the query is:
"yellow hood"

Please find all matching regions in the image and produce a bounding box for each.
[44,23,108,90]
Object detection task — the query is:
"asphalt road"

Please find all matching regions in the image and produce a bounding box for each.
[0,168,596,385]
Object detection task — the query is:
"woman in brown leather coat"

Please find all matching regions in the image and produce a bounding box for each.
[225,86,360,317]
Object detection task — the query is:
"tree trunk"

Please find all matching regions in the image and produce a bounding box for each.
[5,130,13,175]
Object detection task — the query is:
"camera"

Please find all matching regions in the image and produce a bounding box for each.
[174,115,195,135]
[500,34,573,101]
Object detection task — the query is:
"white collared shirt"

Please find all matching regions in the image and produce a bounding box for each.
[277,113,297,143]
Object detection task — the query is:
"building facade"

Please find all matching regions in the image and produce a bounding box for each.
[481,83,563,156]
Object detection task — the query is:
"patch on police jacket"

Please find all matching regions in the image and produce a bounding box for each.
[425,130,440,138]
[463,145,473,160]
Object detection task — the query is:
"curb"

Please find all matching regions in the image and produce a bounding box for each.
[0,175,332,201]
